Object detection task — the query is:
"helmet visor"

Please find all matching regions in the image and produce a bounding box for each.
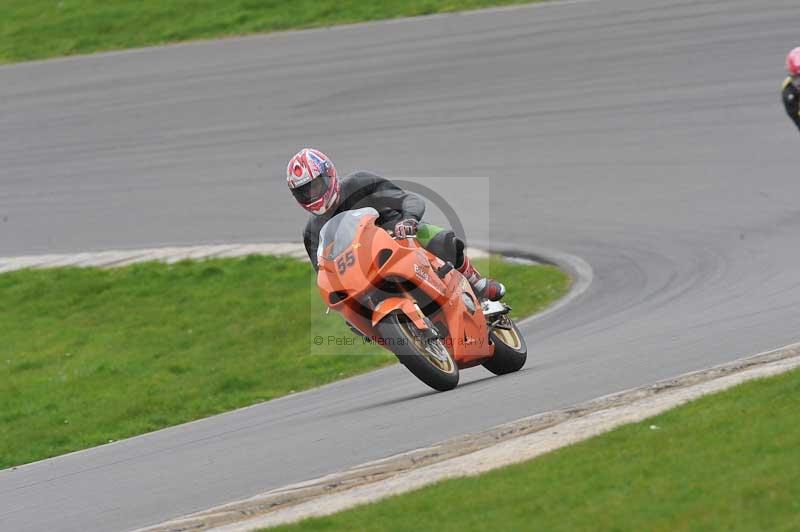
[291,174,329,205]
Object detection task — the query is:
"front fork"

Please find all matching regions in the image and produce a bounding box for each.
[482,300,513,336]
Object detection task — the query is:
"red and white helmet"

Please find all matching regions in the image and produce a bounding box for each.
[787,47,800,76]
[286,148,340,215]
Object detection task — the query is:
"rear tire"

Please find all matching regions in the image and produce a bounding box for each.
[376,313,459,391]
[482,316,527,375]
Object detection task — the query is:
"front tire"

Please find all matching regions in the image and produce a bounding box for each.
[376,313,459,391]
[482,315,527,375]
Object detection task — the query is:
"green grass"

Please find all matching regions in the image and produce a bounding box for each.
[272,367,800,532]
[0,255,568,469]
[0,0,545,64]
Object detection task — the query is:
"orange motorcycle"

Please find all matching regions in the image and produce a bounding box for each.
[316,207,527,391]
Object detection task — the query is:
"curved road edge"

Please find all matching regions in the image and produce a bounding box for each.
[0,240,594,328]
[473,240,594,327]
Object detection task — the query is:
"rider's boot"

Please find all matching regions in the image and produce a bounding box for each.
[457,256,505,301]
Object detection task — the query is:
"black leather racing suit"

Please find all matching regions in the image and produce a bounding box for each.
[783,76,800,133]
[303,171,425,271]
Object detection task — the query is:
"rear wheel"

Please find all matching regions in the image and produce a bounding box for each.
[376,313,459,391]
[482,315,527,375]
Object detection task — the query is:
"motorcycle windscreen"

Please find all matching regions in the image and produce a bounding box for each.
[317,207,380,261]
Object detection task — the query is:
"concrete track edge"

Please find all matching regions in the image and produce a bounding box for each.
[140,343,800,532]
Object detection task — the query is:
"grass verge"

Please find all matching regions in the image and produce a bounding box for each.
[0,254,568,469]
[271,367,800,532]
[1,0,546,64]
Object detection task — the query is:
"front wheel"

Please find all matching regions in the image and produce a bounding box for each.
[376,313,459,391]
[482,315,527,375]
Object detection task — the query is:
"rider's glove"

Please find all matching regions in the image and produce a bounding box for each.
[394,218,418,239]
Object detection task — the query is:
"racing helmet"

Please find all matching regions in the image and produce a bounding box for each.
[786,47,800,76]
[286,148,340,215]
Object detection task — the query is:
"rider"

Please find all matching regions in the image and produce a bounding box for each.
[782,47,800,133]
[287,148,505,301]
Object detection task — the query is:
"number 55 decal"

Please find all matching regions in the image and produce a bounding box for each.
[336,250,356,274]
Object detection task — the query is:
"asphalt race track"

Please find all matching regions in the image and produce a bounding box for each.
[2,0,800,530]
